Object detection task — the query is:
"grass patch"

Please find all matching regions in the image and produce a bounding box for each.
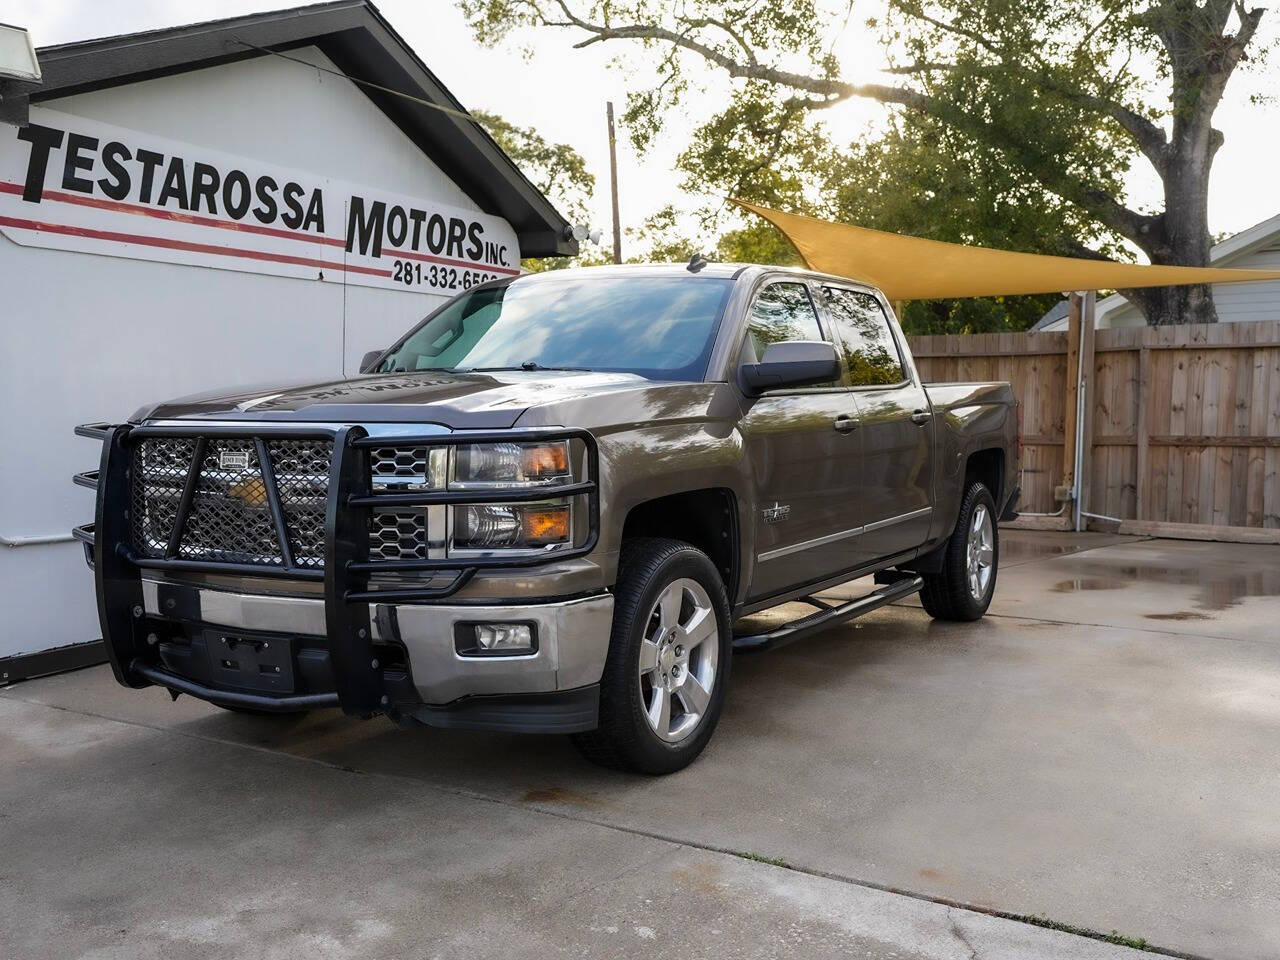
[1024,914,1150,952]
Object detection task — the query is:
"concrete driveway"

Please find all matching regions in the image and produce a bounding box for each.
[3,532,1278,959]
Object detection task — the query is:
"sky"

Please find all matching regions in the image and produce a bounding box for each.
[13,0,1280,260]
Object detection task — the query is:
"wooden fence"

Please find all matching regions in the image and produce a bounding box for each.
[908,319,1280,542]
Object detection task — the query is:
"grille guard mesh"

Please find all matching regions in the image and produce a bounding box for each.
[132,437,334,569]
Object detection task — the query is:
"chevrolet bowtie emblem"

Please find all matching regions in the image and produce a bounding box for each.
[227,476,268,508]
[763,502,791,524]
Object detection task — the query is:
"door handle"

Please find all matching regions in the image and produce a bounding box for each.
[910,409,932,426]
[833,414,858,433]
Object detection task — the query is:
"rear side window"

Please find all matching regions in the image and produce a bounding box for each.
[822,288,906,386]
[746,282,823,358]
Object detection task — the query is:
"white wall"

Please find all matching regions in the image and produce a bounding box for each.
[1207,244,1280,324]
[0,48,512,660]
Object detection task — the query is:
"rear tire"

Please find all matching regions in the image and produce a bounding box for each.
[572,537,731,775]
[920,482,998,622]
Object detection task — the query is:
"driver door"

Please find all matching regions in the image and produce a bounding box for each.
[739,279,869,600]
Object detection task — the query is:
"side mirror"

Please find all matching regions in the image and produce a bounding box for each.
[359,350,384,374]
[739,340,839,395]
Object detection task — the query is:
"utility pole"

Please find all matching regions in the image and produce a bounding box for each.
[606,101,622,264]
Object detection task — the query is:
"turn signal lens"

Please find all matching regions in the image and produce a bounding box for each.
[521,506,570,544]
[523,443,569,480]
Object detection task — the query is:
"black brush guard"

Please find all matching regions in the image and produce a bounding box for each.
[75,421,599,716]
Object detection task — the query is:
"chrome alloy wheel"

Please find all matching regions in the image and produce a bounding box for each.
[966,502,995,602]
[637,577,720,744]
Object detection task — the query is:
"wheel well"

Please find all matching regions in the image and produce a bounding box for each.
[965,448,1004,506]
[620,489,738,596]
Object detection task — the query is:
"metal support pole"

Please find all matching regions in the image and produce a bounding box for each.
[606,101,622,265]
[1072,291,1097,532]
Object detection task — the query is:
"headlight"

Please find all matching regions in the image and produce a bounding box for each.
[367,439,582,557]
[450,441,575,553]
[452,502,572,551]
[452,441,571,488]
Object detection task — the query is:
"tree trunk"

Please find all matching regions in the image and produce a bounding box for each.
[1125,282,1217,327]
[1123,120,1220,326]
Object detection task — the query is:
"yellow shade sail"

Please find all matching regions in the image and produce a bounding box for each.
[732,199,1280,301]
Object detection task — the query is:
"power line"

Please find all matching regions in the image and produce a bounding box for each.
[230,37,484,127]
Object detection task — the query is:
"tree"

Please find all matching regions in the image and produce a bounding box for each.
[472,110,610,269]
[461,0,1271,324]
[686,104,1117,331]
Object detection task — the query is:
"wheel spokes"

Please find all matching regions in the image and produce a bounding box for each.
[647,686,672,736]
[657,582,684,634]
[637,576,720,744]
[965,503,994,600]
[677,672,711,715]
[680,603,716,650]
[638,638,660,673]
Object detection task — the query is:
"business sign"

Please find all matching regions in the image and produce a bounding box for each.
[0,107,521,292]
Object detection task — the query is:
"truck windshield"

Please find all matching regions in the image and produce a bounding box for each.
[375,274,734,381]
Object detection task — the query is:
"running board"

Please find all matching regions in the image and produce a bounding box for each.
[732,575,923,654]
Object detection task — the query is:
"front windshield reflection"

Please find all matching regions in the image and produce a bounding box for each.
[377,275,734,382]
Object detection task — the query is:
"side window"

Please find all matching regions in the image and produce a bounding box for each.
[822,288,906,387]
[746,282,824,358]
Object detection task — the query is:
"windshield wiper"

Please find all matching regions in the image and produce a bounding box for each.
[462,362,589,373]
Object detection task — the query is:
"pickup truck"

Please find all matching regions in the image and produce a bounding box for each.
[75,263,1018,773]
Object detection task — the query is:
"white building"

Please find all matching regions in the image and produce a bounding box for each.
[0,1,574,681]
[1035,213,1280,330]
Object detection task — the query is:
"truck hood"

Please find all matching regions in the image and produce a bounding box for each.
[135,370,660,430]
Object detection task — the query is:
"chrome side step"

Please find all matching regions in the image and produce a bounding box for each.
[732,575,923,654]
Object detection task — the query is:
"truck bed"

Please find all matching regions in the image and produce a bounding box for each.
[922,380,1016,412]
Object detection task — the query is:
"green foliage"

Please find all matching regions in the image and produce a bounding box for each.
[625,205,702,264]
[462,0,1273,325]
[716,221,803,267]
[471,109,606,271]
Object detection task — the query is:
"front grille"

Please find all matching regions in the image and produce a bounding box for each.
[131,437,334,569]
[370,509,428,561]
[370,445,429,486]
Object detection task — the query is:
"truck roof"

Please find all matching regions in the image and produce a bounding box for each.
[512,262,883,296]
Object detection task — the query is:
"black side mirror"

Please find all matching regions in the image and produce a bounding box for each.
[359,350,384,374]
[740,340,840,395]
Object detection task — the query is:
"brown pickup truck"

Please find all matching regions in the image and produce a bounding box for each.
[75,262,1018,773]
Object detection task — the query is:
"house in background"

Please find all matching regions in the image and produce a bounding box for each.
[1033,212,1280,330]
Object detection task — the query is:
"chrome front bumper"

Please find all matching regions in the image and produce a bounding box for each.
[141,577,614,706]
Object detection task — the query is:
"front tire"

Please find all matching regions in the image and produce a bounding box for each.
[573,537,731,774]
[920,482,998,622]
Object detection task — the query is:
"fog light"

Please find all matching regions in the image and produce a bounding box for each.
[476,623,532,650]
[450,621,538,659]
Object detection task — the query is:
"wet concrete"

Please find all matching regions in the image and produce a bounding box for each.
[986,536,1280,642]
[5,532,1279,958]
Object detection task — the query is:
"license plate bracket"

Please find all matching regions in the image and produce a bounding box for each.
[201,630,295,694]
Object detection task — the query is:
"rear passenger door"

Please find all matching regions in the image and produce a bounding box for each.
[739,279,868,599]
[819,286,934,560]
